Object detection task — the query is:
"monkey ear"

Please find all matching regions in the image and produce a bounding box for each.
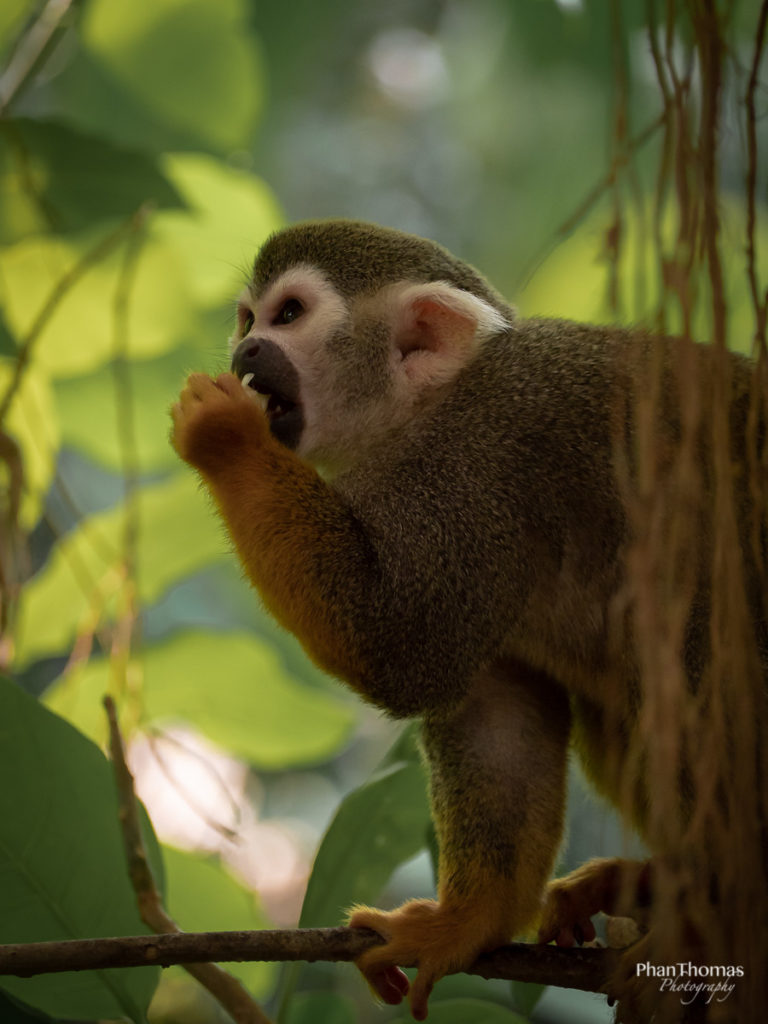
[390,282,511,386]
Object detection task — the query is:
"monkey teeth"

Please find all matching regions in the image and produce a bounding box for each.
[240,373,270,413]
[253,391,270,413]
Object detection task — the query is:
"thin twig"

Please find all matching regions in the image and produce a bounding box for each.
[519,114,664,292]
[0,0,75,114]
[0,428,26,646]
[104,696,274,1024]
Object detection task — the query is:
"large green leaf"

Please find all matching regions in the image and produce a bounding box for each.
[45,631,355,768]
[53,0,263,154]
[0,676,162,1022]
[162,845,274,996]
[54,342,212,473]
[0,230,196,379]
[155,154,282,307]
[284,991,357,1024]
[0,989,56,1023]
[300,728,431,928]
[14,473,228,666]
[0,118,184,244]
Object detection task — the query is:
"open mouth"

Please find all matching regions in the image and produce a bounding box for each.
[240,371,297,422]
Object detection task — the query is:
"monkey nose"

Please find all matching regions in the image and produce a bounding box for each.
[231,337,261,376]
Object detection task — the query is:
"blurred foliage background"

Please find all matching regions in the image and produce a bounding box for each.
[0,1,764,1023]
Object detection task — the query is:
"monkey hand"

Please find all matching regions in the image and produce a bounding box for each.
[349,898,507,1021]
[171,372,270,475]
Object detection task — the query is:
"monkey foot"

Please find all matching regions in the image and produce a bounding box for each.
[539,857,651,948]
[349,898,508,1021]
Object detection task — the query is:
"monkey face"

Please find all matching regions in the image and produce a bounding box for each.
[230,265,369,471]
[231,244,512,476]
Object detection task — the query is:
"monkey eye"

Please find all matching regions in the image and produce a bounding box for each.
[238,307,255,337]
[275,298,304,325]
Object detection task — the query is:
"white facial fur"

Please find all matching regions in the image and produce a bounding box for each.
[232,264,512,474]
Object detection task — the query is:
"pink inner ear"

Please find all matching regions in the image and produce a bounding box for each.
[397,295,476,360]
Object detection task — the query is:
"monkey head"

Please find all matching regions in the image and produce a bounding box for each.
[230,220,513,475]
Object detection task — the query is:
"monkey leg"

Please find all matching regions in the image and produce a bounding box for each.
[350,659,572,1021]
[538,857,652,948]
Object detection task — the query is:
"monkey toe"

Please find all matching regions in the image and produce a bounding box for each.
[365,963,410,1006]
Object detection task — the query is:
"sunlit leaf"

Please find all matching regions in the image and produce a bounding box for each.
[46,631,355,768]
[300,729,430,928]
[55,0,263,154]
[0,118,184,244]
[155,153,282,307]
[0,359,58,527]
[518,198,768,355]
[0,231,196,378]
[54,343,209,472]
[162,845,274,995]
[14,473,229,665]
[0,676,162,1022]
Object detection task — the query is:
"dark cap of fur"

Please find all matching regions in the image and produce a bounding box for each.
[252,219,508,311]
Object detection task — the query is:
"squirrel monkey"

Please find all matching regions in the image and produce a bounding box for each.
[171,220,767,1021]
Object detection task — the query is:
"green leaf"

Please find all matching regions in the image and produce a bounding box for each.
[0,118,184,244]
[0,989,56,1023]
[510,980,546,1016]
[0,230,196,379]
[162,845,274,996]
[0,676,162,1022]
[390,998,528,1024]
[54,344,207,472]
[300,730,431,928]
[46,631,355,768]
[155,153,282,307]
[285,991,357,1024]
[517,197,768,355]
[15,473,229,665]
[54,0,263,154]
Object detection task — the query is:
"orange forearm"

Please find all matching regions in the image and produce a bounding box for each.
[203,442,374,684]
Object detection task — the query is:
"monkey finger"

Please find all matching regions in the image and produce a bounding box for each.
[213,372,245,397]
[366,964,410,1005]
[176,374,216,412]
[186,372,218,398]
[409,967,436,1021]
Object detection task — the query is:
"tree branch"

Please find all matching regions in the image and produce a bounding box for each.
[0,929,618,994]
